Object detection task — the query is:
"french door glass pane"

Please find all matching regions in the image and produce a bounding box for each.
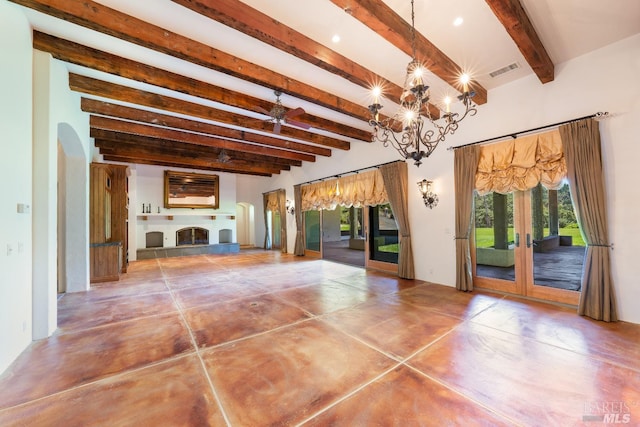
[273,211,281,248]
[368,203,398,264]
[304,210,320,251]
[474,192,515,281]
[530,183,585,291]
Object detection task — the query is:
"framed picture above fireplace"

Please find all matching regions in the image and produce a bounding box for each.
[164,170,220,209]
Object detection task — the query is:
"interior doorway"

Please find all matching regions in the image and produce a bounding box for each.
[473,182,583,305]
[236,202,255,248]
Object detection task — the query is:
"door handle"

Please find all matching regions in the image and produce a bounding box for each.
[526,233,531,248]
[515,233,520,247]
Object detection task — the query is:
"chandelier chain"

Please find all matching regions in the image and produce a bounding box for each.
[410,0,416,59]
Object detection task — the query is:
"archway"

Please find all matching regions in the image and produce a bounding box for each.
[57,123,89,293]
[236,202,255,248]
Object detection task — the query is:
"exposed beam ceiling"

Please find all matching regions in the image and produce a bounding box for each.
[484,0,554,83]
[329,0,489,105]
[11,0,629,177]
[11,0,373,120]
[33,32,369,141]
[81,99,333,158]
[71,74,351,152]
[170,0,441,117]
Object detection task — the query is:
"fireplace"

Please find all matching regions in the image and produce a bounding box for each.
[176,227,209,246]
[146,231,163,248]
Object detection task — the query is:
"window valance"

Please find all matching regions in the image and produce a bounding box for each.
[300,169,387,211]
[475,129,566,195]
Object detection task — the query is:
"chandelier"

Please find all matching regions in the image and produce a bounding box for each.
[368,0,477,166]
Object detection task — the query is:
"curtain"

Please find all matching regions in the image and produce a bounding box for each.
[379,162,415,279]
[293,184,304,256]
[476,130,566,194]
[262,192,271,250]
[454,145,480,291]
[277,189,287,254]
[265,192,279,211]
[559,119,617,322]
[301,169,387,211]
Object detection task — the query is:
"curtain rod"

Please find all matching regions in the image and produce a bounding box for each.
[262,188,283,196]
[297,159,401,186]
[448,111,609,151]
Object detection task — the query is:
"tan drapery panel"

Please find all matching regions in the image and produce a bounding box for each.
[262,193,271,249]
[379,162,414,279]
[476,130,566,194]
[301,169,387,211]
[277,189,287,254]
[265,191,279,211]
[559,119,617,322]
[293,184,304,256]
[454,145,480,291]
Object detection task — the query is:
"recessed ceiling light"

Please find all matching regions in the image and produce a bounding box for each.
[453,17,464,27]
[332,34,341,43]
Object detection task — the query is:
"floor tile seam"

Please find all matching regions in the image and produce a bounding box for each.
[398,321,469,364]
[324,277,383,295]
[402,363,527,427]
[0,352,197,415]
[55,308,183,337]
[156,257,169,280]
[172,287,298,312]
[315,317,404,363]
[58,288,176,309]
[464,319,640,373]
[376,294,473,322]
[295,360,405,426]
[198,316,319,352]
[265,291,319,318]
[167,285,233,427]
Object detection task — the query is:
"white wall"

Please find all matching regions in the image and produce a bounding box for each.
[32,51,91,339]
[129,164,237,253]
[237,34,640,324]
[0,1,34,373]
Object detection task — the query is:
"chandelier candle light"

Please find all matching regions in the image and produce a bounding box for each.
[368,0,477,166]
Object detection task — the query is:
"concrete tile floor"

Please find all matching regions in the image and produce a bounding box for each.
[0,250,638,426]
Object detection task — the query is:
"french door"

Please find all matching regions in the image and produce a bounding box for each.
[303,204,399,273]
[473,184,583,305]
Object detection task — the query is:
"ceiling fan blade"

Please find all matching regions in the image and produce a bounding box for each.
[284,107,305,118]
[255,105,271,115]
[273,122,282,134]
[286,119,311,130]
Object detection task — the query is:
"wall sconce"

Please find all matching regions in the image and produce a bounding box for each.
[417,179,439,209]
[285,199,295,215]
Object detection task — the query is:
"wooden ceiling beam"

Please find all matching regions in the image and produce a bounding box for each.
[484,0,554,83]
[101,154,272,177]
[96,144,283,175]
[94,135,297,170]
[170,0,441,118]
[329,0,488,105]
[92,131,302,167]
[70,74,348,151]
[33,32,369,141]
[81,98,332,157]
[90,116,316,163]
[10,0,375,122]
